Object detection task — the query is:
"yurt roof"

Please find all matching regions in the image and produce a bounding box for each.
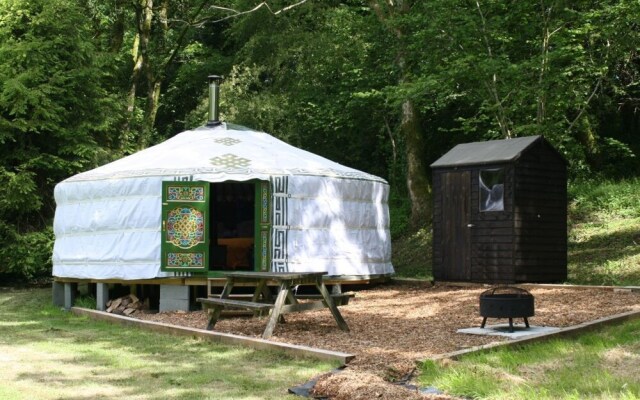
[65,123,386,184]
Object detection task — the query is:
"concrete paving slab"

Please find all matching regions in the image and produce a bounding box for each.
[457,324,561,339]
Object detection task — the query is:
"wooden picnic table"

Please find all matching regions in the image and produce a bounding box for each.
[197,271,350,339]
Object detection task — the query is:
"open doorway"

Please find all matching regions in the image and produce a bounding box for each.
[210,181,255,271]
[161,180,269,275]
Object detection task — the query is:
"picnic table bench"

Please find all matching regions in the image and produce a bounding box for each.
[197,271,350,339]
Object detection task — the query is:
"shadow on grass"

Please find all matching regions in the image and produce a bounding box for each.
[0,289,335,400]
[568,222,640,285]
[392,229,433,279]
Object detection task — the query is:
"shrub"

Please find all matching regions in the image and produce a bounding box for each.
[0,223,53,281]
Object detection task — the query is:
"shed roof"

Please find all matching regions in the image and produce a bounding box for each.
[430,135,543,168]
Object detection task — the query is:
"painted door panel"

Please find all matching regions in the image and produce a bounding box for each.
[161,181,210,272]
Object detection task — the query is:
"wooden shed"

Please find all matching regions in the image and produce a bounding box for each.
[431,135,567,283]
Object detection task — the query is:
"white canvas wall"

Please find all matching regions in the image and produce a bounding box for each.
[272,175,392,276]
[52,124,393,280]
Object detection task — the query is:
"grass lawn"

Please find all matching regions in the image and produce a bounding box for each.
[568,179,640,286]
[419,318,640,399]
[0,288,338,400]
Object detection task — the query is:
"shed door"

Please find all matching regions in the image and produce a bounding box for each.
[161,181,210,272]
[441,171,471,281]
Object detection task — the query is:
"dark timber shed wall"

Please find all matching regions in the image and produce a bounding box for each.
[431,136,567,283]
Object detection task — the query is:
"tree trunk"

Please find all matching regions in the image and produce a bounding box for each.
[122,0,153,151]
[139,0,169,149]
[402,99,431,228]
[141,80,161,148]
[109,0,127,53]
[370,0,432,229]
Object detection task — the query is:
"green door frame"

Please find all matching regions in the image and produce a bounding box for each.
[161,180,271,276]
[255,180,271,272]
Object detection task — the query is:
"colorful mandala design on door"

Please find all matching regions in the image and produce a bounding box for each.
[167,252,204,268]
[166,207,204,249]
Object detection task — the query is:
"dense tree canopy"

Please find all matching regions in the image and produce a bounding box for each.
[1,0,638,280]
[0,0,120,278]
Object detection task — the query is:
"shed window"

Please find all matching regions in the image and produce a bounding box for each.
[479,169,504,212]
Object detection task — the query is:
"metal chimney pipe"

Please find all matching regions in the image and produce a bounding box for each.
[206,75,223,127]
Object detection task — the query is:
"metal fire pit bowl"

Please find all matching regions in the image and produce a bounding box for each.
[479,286,534,332]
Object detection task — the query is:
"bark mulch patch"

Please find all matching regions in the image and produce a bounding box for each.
[135,283,640,399]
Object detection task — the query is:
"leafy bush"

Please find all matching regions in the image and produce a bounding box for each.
[0,224,53,281]
[388,189,412,239]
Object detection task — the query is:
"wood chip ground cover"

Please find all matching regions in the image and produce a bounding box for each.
[135,283,640,399]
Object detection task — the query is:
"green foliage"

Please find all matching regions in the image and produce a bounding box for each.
[0,0,639,279]
[400,0,640,178]
[222,2,396,179]
[388,189,412,239]
[0,224,53,280]
[0,0,119,281]
[569,178,640,221]
[158,41,233,140]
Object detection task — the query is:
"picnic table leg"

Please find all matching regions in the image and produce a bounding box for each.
[316,279,350,332]
[206,305,224,330]
[286,289,298,305]
[275,284,288,324]
[251,279,270,317]
[251,279,268,302]
[276,287,301,324]
[206,279,235,330]
[262,282,290,339]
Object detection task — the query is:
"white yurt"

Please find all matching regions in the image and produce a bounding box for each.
[52,121,393,282]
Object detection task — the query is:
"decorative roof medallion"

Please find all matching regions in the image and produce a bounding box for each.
[210,153,251,168]
[214,137,241,146]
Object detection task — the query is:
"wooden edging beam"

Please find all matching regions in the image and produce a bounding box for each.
[390,278,434,286]
[428,309,640,362]
[394,279,640,292]
[70,307,355,365]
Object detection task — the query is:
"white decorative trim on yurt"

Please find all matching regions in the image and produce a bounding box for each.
[65,166,384,183]
[271,176,289,272]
